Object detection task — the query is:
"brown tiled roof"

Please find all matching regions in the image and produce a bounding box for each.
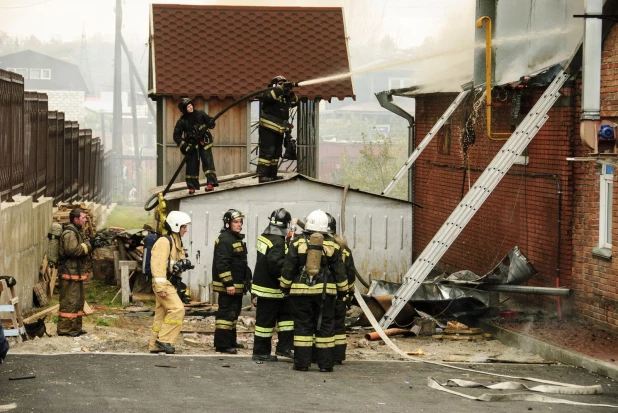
[150,4,355,102]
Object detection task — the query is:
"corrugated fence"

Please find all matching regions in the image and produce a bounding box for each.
[0,68,109,203]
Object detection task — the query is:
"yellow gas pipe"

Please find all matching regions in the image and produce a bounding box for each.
[476,16,510,141]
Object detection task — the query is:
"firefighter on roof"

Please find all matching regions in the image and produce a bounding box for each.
[173,97,218,193]
[257,75,299,183]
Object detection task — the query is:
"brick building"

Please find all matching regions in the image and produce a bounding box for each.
[395,5,618,332]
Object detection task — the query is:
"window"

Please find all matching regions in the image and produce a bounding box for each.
[599,164,613,249]
[7,68,28,78]
[28,68,50,79]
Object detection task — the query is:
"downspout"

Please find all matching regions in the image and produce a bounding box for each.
[554,175,563,318]
[476,16,510,141]
[375,91,415,263]
[580,0,603,148]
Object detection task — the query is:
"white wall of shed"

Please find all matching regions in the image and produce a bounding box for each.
[178,179,413,303]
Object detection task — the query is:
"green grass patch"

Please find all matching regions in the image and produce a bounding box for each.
[96,318,112,327]
[104,205,152,230]
[86,280,120,306]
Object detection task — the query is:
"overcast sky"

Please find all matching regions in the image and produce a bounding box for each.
[0,0,470,55]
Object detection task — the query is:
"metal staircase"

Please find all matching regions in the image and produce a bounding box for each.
[379,69,570,329]
[382,89,470,196]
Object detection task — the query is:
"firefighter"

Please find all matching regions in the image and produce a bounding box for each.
[325,212,357,364]
[281,210,348,372]
[213,209,251,354]
[57,208,98,337]
[251,208,295,362]
[148,211,192,354]
[173,97,218,193]
[257,75,299,183]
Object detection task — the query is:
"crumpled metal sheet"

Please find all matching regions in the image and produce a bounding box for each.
[365,280,493,319]
[445,246,537,285]
[353,246,536,325]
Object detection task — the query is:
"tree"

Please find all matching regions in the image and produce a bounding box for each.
[332,134,409,201]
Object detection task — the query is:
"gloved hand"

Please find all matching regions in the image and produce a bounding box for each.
[282,82,292,95]
[89,237,103,251]
[207,118,216,129]
[172,258,194,276]
[180,142,194,155]
[337,291,348,300]
[281,288,290,297]
[282,82,298,94]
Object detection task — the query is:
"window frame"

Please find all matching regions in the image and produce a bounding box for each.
[7,67,28,78]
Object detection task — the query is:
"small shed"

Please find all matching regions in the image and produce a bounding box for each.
[148,4,355,184]
[153,174,413,303]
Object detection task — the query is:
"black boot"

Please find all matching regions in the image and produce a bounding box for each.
[252,354,278,362]
[155,340,176,354]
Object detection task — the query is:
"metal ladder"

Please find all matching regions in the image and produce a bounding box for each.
[382,89,470,196]
[379,69,570,329]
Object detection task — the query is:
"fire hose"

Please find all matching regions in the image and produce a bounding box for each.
[144,83,299,211]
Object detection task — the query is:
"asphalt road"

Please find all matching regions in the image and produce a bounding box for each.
[1,354,617,412]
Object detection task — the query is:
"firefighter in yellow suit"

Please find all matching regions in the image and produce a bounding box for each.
[148,211,192,354]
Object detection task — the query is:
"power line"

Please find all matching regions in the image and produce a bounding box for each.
[0,0,53,9]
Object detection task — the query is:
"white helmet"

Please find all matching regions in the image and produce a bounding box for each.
[166,211,191,233]
[304,210,329,233]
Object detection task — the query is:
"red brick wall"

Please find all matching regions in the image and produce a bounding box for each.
[570,24,618,331]
[413,87,575,312]
[412,26,618,332]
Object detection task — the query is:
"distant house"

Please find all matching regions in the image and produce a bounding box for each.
[0,50,89,120]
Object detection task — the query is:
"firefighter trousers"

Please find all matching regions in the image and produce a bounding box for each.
[291,295,335,370]
[257,126,283,178]
[58,278,85,336]
[214,293,243,350]
[333,298,347,362]
[185,145,218,190]
[149,284,185,349]
[253,297,294,356]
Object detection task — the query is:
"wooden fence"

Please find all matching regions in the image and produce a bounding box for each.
[0,68,109,204]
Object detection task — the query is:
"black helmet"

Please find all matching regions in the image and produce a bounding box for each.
[269,208,291,228]
[223,208,245,229]
[178,97,193,114]
[269,75,287,87]
[325,212,337,234]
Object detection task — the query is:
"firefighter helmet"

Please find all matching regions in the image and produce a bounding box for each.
[269,208,291,228]
[269,75,287,87]
[304,210,329,234]
[223,209,245,229]
[166,211,191,233]
[178,97,193,114]
[325,212,337,234]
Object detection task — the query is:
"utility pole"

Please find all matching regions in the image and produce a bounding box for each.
[79,24,95,97]
[129,52,141,200]
[112,0,123,199]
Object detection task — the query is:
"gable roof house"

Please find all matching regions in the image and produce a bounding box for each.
[148,4,354,186]
[0,50,89,121]
[374,0,618,333]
